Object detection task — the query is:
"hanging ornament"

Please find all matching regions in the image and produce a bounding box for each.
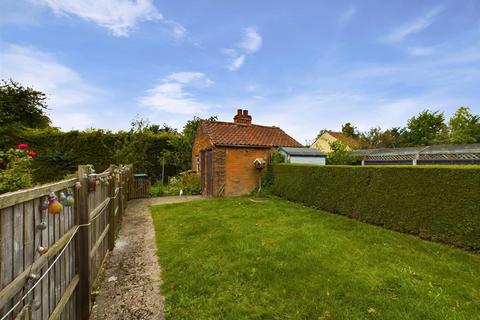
[36,221,47,230]
[65,188,75,206]
[28,273,40,281]
[37,245,49,254]
[40,197,49,211]
[48,192,63,215]
[59,192,67,206]
[88,174,97,192]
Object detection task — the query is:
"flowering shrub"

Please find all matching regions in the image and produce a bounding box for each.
[149,172,201,197]
[0,144,36,194]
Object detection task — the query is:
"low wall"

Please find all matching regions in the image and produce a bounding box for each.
[272,164,480,250]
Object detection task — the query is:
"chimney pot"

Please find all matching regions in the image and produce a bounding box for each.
[233,108,252,125]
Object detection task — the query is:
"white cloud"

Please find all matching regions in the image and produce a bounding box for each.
[163,19,187,39]
[227,55,245,71]
[165,72,213,85]
[224,26,262,71]
[407,45,438,56]
[30,0,186,37]
[238,27,262,53]
[139,72,212,114]
[0,44,98,129]
[338,5,356,27]
[384,5,444,43]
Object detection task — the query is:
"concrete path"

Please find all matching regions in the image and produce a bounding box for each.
[90,196,203,320]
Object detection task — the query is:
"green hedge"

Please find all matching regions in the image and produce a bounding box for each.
[1,128,180,183]
[272,164,480,250]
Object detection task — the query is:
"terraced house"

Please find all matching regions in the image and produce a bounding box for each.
[192,109,301,196]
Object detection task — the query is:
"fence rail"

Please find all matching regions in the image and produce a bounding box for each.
[0,164,133,320]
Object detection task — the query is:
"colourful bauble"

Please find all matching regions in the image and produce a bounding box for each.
[59,192,68,206]
[65,189,75,206]
[48,192,63,215]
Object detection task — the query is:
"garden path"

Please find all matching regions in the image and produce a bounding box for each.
[89,195,203,320]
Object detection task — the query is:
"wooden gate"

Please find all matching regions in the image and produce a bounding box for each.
[206,150,213,196]
[128,174,150,199]
[200,151,206,195]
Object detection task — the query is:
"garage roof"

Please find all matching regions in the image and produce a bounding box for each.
[279,147,326,156]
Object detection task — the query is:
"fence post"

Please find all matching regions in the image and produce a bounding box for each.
[75,165,91,320]
[107,166,115,251]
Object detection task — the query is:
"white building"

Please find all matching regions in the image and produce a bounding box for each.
[278,147,326,165]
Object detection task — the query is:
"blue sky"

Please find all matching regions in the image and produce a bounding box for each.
[1,0,479,143]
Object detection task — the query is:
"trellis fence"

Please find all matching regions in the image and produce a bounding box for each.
[0,164,133,320]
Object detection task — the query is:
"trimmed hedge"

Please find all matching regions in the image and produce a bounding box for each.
[272,164,480,250]
[1,128,179,183]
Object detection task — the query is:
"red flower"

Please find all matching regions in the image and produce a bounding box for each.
[27,150,36,157]
[18,144,29,150]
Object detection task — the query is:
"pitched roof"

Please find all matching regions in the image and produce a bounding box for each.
[326,131,360,148]
[200,120,302,148]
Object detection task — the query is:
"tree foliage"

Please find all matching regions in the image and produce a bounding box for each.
[341,122,359,138]
[403,110,448,146]
[163,115,218,173]
[448,107,480,144]
[352,107,479,149]
[0,80,51,128]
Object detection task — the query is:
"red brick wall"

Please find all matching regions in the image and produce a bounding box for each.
[224,147,270,196]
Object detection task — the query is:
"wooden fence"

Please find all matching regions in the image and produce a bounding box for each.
[0,164,133,320]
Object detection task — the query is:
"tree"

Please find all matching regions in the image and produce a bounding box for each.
[341,122,359,138]
[403,110,447,146]
[0,80,51,128]
[448,107,480,144]
[163,115,218,172]
[182,115,218,146]
[383,127,404,148]
[359,127,404,149]
[327,141,359,165]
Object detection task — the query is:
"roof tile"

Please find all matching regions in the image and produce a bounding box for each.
[201,120,302,148]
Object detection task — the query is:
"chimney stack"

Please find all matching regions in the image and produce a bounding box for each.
[233,108,252,125]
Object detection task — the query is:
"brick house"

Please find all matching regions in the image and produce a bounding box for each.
[192,109,302,196]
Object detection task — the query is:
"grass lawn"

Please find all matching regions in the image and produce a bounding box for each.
[151,197,480,320]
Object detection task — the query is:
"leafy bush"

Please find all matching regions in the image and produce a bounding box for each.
[149,172,201,197]
[272,164,480,250]
[261,149,285,190]
[326,140,361,165]
[0,144,36,193]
